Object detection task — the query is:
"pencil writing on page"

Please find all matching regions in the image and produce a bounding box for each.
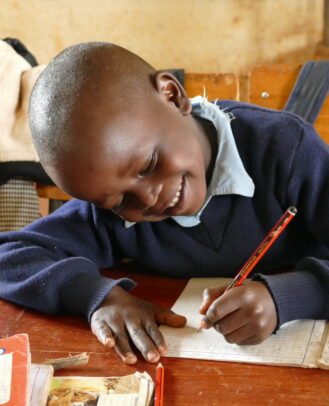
[154,362,164,406]
[199,206,297,329]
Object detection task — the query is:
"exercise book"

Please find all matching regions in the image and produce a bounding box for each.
[160,278,329,369]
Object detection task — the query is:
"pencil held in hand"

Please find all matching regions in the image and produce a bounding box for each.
[199,206,297,329]
[225,206,297,291]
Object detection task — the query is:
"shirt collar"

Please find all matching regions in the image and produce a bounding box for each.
[125,96,254,228]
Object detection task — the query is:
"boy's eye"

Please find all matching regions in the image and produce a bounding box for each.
[138,151,158,177]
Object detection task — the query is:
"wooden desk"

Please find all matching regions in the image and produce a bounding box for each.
[1,265,329,406]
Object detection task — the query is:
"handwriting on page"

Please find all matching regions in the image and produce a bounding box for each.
[160,278,327,368]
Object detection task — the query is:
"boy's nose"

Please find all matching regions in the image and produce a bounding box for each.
[135,182,163,209]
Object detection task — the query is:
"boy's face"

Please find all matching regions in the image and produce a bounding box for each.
[51,79,211,223]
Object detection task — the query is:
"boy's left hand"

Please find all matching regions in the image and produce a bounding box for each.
[199,281,277,344]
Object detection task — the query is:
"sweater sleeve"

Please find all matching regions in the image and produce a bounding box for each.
[0,199,135,320]
[253,121,329,327]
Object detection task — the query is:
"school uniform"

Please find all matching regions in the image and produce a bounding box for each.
[0,98,328,330]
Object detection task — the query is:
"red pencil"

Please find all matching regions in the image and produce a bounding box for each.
[224,206,297,292]
[154,362,164,406]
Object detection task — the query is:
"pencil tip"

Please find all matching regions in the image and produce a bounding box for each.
[157,362,163,368]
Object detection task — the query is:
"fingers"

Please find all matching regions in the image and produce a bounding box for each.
[200,286,241,328]
[114,336,138,365]
[155,310,187,327]
[199,285,227,315]
[202,282,278,345]
[124,310,186,363]
[91,309,176,364]
[91,315,137,364]
[90,315,115,347]
[114,318,169,364]
[90,289,187,364]
[127,322,166,363]
[213,308,245,336]
[221,323,258,345]
[219,320,268,345]
[145,322,168,356]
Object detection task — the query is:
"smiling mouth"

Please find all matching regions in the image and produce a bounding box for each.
[167,180,183,208]
[143,177,185,219]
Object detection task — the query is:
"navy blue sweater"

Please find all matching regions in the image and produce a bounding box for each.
[0,101,328,329]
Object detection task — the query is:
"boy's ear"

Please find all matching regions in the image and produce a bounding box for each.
[154,71,192,115]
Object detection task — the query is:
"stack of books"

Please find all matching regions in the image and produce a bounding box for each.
[0,334,154,406]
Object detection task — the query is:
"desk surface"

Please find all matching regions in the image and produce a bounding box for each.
[2,265,329,406]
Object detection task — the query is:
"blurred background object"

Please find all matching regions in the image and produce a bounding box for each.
[0,0,327,99]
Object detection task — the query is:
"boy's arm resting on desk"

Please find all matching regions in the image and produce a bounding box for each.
[0,198,135,319]
[252,123,329,328]
[91,284,186,364]
[0,198,186,364]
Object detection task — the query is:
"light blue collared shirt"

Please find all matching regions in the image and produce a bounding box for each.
[125,96,255,228]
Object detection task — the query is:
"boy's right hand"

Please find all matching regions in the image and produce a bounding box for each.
[90,285,186,364]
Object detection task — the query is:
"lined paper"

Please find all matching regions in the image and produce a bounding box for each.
[160,278,328,368]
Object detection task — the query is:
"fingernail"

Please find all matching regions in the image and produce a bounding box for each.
[124,352,137,365]
[200,319,211,329]
[147,350,159,362]
[104,337,115,347]
[200,300,207,309]
[157,345,167,355]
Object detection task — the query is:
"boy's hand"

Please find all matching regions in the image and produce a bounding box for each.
[199,281,277,344]
[90,285,186,364]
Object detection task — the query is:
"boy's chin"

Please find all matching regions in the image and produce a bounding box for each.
[162,204,203,219]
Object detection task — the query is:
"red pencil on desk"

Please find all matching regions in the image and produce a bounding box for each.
[224,206,297,292]
[154,362,164,406]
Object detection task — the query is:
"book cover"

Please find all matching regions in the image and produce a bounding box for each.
[46,372,154,406]
[0,333,30,406]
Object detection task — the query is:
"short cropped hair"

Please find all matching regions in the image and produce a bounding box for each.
[29,41,155,164]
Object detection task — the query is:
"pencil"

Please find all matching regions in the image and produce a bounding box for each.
[224,206,297,292]
[199,206,297,331]
[154,362,164,406]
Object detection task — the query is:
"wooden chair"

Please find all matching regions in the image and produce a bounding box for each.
[248,64,329,145]
[36,72,239,209]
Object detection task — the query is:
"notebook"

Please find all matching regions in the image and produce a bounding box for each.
[160,278,329,369]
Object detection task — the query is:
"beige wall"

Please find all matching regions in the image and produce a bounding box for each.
[0,0,324,76]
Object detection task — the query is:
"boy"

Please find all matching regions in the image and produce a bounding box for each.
[0,42,328,365]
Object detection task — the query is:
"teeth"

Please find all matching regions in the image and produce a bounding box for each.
[168,182,183,208]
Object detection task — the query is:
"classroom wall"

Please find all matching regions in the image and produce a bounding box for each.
[0,0,324,78]
[0,0,325,217]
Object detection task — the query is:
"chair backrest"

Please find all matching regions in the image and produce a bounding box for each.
[36,183,71,201]
[185,72,239,100]
[248,64,329,145]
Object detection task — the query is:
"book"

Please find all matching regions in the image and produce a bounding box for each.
[0,334,54,406]
[30,364,54,406]
[160,277,329,369]
[46,372,154,406]
[0,334,153,406]
[0,333,30,406]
